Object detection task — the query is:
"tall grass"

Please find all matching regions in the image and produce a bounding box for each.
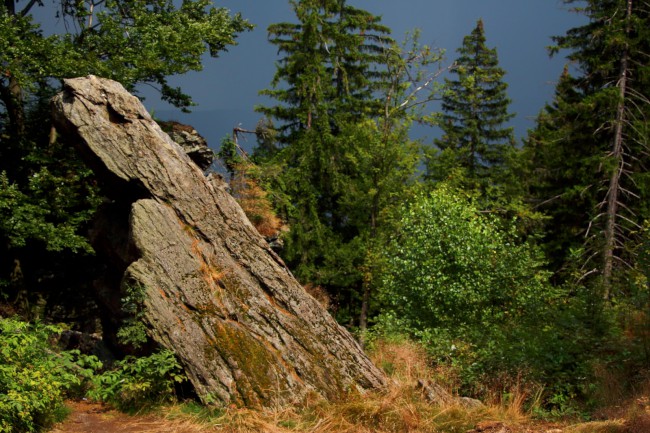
[160,337,543,433]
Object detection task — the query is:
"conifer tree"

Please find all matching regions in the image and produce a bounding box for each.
[257,0,392,142]
[428,19,515,193]
[524,0,650,296]
[254,0,395,319]
[254,3,448,338]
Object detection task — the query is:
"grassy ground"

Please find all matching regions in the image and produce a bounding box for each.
[52,338,650,433]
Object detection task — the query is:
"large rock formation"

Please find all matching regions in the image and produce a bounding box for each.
[51,76,386,407]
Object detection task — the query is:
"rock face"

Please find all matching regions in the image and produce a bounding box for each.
[158,121,214,170]
[51,76,386,407]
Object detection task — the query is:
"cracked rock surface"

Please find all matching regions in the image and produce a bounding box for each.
[52,75,386,407]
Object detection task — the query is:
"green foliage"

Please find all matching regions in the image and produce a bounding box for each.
[380,185,550,330]
[258,0,393,142]
[0,168,97,254]
[0,318,100,433]
[217,136,243,178]
[256,6,450,331]
[255,0,402,324]
[428,19,516,196]
[88,350,186,412]
[524,0,650,288]
[0,0,251,309]
[378,186,562,388]
[1,0,252,111]
[375,185,650,408]
[116,284,149,349]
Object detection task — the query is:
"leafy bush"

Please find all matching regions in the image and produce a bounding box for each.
[0,318,99,433]
[88,350,186,412]
[377,186,558,391]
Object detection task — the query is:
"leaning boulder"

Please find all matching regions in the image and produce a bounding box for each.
[52,75,386,407]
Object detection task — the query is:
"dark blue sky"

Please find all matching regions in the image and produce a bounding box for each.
[136,1,586,148]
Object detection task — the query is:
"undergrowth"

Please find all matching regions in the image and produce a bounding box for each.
[0,317,98,433]
[160,337,548,433]
[87,349,186,413]
[159,337,650,433]
[0,316,185,432]
[3,316,648,433]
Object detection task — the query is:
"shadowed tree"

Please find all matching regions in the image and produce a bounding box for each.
[254,0,394,324]
[0,0,251,314]
[524,0,650,297]
[427,19,515,197]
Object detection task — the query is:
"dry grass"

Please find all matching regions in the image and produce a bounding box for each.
[230,163,284,239]
[564,419,628,433]
[155,338,544,433]
[63,338,647,433]
[304,284,331,310]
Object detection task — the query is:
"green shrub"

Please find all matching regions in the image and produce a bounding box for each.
[88,349,186,412]
[0,318,100,433]
[377,186,559,392]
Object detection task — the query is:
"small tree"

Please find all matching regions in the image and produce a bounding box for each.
[428,19,515,196]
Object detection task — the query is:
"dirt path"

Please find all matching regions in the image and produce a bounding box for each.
[50,401,202,433]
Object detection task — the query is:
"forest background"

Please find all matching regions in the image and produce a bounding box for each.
[131,0,585,148]
[1,0,649,431]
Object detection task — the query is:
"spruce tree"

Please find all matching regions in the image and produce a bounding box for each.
[257,0,392,143]
[428,19,515,193]
[524,0,650,296]
[253,2,451,338]
[254,0,395,321]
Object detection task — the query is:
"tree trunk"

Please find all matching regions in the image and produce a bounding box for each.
[358,191,379,348]
[52,75,386,408]
[602,0,632,300]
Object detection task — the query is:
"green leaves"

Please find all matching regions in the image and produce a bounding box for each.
[88,350,186,412]
[378,185,554,382]
[0,0,251,304]
[0,170,95,253]
[0,318,100,432]
[2,0,252,111]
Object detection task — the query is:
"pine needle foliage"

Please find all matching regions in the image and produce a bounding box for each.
[254,0,405,325]
[429,19,516,194]
[524,0,650,294]
[257,0,393,144]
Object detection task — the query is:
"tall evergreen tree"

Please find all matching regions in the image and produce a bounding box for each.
[254,3,447,337]
[254,0,394,319]
[524,0,650,296]
[257,0,392,144]
[427,19,515,194]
